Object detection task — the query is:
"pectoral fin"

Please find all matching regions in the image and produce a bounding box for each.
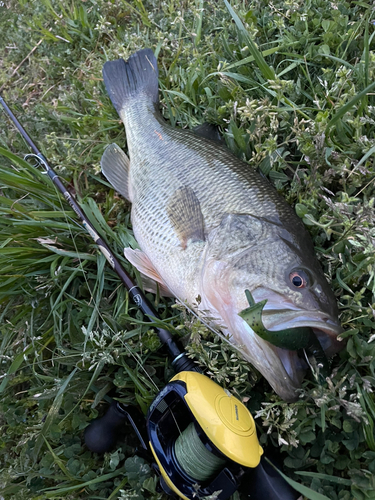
[167,186,205,249]
[101,143,131,201]
[124,248,173,297]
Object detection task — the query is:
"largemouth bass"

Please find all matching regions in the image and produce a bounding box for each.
[101,49,343,401]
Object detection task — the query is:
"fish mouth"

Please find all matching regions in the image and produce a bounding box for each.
[199,284,343,401]
[229,289,344,401]
[252,288,344,357]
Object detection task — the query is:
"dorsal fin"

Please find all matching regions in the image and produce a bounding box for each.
[166,187,205,249]
[193,122,223,144]
[101,143,131,201]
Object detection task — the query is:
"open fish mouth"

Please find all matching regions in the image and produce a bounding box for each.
[199,285,343,401]
[221,313,340,401]
[261,311,343,393]
[251,288,343,357]
[233,288,344,401]
[262,311,343,357]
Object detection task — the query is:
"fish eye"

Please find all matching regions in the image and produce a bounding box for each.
[290,270,309,288]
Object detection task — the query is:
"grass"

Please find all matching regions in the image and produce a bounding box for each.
[0,0,374,499]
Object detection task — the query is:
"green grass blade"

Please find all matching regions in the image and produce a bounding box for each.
[0,146,37,169]
[317,54,355,70]
[224,0,275,80]
[0,343,35,393]
[326,81,375,131]
[194,0,204,47]
[163,89,197,108]
[38,242,97,261]
[348,144,375,177]
[295,471,352,486]
[33,367,78,462]
[363,15,369,88]
[41,469,125,495]
[224,46,286,71]
[43,436,77,481]
[106,478,129,500]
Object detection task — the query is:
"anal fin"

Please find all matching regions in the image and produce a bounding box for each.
[167,187,205,249]
[101,143,131,201]
[124,248,173,297]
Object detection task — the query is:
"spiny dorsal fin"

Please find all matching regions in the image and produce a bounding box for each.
[124,248,173,297]
[167,187,205,249]
[101,143,131,201]
[193,122,223,144]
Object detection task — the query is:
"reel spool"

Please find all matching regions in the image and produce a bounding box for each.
[147,371,262,500]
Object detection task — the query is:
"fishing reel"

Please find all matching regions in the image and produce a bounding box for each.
[85,371,298,500]
[147,371,262,499]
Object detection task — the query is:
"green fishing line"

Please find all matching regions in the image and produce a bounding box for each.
[174,422,226,482]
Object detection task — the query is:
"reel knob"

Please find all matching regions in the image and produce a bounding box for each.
[84,401,128,453]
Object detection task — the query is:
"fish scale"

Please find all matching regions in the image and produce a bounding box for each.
[127,115,294,250]
[101,49,343,401]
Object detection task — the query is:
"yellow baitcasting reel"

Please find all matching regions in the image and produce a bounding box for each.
[85,369,298,500]
[147,371,263,500]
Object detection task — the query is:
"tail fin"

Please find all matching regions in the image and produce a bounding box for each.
[102,48,159,114]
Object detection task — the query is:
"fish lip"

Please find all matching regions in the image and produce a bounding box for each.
[262,311,344,356]
[251,288,344,356]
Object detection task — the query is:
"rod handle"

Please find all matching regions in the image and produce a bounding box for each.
[84,401,149,454]
[84,401,128,453]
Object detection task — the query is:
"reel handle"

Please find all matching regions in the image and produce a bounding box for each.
[84,354,200,454]
[84,401,148,454]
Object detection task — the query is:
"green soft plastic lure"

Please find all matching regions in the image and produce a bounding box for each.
[239,290,329,378]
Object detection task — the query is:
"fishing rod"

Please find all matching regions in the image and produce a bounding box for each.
[0,95,299,500]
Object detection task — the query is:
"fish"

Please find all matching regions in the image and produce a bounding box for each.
[100,48,343,402]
